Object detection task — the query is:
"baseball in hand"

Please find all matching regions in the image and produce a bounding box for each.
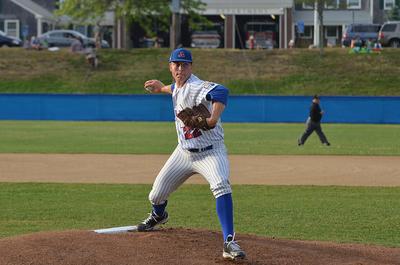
[144,80,164,93]
[144,85,155,92]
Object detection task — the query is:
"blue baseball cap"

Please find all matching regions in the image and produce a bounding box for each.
[169,48,192,63]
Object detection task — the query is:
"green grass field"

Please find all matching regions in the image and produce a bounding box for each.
[0,121,399,155]
[1,183,399,247]
[1,121,399,247]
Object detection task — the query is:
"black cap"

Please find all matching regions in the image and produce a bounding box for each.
[313,94,319,100]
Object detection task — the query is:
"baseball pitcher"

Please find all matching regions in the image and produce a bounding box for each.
[137,48,246,260]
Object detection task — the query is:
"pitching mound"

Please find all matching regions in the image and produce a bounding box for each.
[0,228,399,265]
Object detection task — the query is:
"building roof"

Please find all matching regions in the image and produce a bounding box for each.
[201,0,293,15]
[11,0,55,21]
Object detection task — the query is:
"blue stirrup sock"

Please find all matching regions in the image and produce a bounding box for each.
[216,193,234,241]
[152,201,167,217]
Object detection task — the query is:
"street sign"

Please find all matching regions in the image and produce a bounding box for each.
[171,0,180,13]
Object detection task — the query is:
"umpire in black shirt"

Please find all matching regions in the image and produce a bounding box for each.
[298,95,330,146]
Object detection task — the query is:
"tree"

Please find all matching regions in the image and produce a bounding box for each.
[56,0,208,47]
[294,0,337,56]
[388,0,400,21]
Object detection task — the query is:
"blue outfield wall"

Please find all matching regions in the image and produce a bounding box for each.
[0,94,399,124]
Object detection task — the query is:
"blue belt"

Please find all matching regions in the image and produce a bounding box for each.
[188,145,213,153]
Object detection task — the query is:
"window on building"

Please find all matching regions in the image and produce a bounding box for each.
[303,1,341,9]
[325,26,338,38]
[5,20,20,38]
[347,0,361,9]
[384,0,395,10]
[74,25,87,36]
[57,0,65,9]
[303,26,313,38]
[325,0,340,9]
[42,23,49,34]
[302,2,314,9]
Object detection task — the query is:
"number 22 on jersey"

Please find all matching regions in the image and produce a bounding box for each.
[183,126,202,139]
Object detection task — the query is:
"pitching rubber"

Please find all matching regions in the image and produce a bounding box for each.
[94,225,138,234]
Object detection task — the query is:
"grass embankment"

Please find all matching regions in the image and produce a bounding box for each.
[1,48,400,95]
[1,183,399,247]
[0,121,399,155]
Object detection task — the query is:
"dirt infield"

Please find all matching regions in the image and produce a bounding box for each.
[1,154,400,265]
[1,154,400,186]
[1,228,400,265]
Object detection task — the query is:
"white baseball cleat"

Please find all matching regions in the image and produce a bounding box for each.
[223,234,246,260]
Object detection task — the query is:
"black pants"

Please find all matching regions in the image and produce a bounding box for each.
[299,117,329,145]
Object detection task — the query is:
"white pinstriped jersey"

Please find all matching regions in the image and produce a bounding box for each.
[172,74,225,149]
[148,74,232,203]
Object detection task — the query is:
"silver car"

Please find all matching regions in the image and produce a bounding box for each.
[378,22,400,48]
[38,29,109,48]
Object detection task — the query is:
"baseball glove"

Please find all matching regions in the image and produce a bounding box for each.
[177,104,213,130]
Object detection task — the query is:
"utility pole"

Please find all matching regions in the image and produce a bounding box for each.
[313,1,319,47]
[170,0,181,49]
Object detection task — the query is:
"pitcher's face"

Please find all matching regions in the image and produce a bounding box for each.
[169,62,192,84]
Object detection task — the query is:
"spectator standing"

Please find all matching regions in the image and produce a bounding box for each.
[71,36,84,53]
[249,34,255,49]
[288,39,295,48]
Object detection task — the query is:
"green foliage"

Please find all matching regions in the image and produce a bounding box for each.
[1,183,400,247]
[57,0,208,36]
[56,0,111,25]
[388,0,400,21]
[0,121,399,156]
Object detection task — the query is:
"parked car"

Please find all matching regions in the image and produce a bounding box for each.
[37,30,110,48]
[378,22,400,48]
[191,31,221,48]
[341,24,381,47]
[139,37,155,48]
[0,30,22,47]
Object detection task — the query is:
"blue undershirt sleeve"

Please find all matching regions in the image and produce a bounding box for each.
[206,85,229,106]
[171,83,175,93]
